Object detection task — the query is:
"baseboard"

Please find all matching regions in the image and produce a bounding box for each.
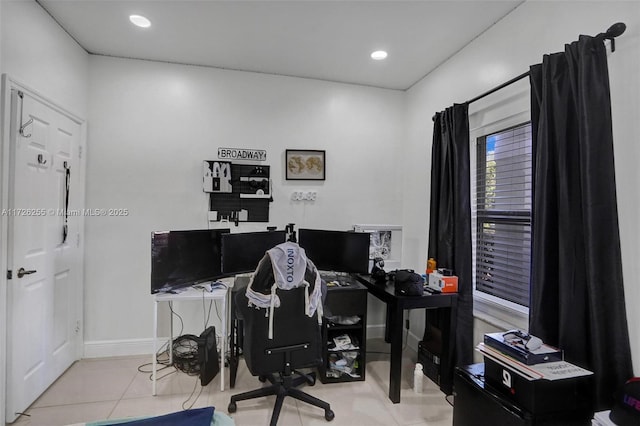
[83,338,163,358]
[85,328,422,359]
[366,324,421,352]
[366,323,385,339]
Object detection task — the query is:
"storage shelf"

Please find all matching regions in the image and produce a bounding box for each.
[319,281,367,384]
[321,374,362,383]
[326,323,363,331]
[239,193,271,199]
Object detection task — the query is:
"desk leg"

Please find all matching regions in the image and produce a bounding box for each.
[152,300,158,396]
[219,291,227,392]
[384,304,392,343]
[388,303,403,403]
[439,305,457,395]
[169,303,173,366]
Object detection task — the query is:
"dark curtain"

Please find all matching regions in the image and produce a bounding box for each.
[529,35,632,410]
[428,103,473,367]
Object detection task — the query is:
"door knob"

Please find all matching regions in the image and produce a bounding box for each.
[17,267,37,278]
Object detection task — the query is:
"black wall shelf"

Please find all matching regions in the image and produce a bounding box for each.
[207,163,272,224]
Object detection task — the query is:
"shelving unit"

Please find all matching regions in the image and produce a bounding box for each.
[318,279,368,383]
[206,163,272,223]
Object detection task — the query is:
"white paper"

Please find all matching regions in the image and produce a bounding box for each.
[476,343,593,381]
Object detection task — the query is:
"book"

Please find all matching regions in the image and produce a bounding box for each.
[477,343,593,381]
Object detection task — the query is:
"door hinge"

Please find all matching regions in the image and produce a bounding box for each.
[78,146,83,159]
[7,270,12,279]
[75,320,81,333]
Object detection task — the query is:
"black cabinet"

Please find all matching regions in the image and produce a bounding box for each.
[319,280,368,383]
[453,364,592,426]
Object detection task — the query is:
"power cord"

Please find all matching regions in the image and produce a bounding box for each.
[138,291,224,406]
[181,377,205,410]
[200,289,213,329]
[199,287,223,356]
[137,301,186,381]
[366,311,412,355]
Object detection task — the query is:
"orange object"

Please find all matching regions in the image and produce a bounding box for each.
[439,275,458,293]
[426,258,436,274]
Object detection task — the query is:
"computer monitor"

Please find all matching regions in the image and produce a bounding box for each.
[221,230,287,275]
[150,228,230,294]
[298,229,370,274]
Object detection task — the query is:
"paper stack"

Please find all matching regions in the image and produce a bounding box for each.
[476,342,593,381]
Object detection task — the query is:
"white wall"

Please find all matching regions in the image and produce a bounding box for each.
[85,56,405,352]
[0,3,4,424]
[0,0,89,115]
[0,0,89,421]
[405,0,640,374]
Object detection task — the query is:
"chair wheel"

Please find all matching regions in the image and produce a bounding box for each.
[228,401,237,413]
[325,409,335,421]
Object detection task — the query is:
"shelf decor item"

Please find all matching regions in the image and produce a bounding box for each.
[285,149,325,180]
[353,224,403,271]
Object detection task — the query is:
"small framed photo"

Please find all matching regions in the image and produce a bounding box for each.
[353,224,403,271]
[285,149,326,180]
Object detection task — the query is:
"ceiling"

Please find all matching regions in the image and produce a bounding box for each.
[38,0,524,91]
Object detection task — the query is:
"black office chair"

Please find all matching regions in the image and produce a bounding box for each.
[227,248,334,425]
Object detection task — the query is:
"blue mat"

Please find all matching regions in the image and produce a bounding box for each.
[90,407,215,426]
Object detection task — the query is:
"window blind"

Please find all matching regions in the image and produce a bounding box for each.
[476,123,532,307]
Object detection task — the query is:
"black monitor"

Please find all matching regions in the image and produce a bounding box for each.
[298,229,370,274]
[150,228,230,294]
[221,230,287,275]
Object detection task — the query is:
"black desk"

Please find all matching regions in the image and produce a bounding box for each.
[354,274,458,404]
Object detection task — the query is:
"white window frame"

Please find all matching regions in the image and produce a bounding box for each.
[468,79,531,331]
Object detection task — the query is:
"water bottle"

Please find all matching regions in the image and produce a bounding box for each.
[413,363,424,394]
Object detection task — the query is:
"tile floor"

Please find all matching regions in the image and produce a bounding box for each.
[10,339,453,426]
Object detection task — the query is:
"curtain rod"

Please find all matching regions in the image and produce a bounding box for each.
[432,22,626,121]
[465,70,530,105]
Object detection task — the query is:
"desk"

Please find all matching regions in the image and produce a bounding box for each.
[152,286,228,395]
[354,274,458,404]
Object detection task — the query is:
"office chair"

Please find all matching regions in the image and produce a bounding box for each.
[228,243,334,425]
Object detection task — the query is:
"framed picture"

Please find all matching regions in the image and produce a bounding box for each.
[285,149,326,180]
[353,224,403,271]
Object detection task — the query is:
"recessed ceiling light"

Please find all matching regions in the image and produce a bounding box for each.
[371,50,388,60]
[129,15,151,28]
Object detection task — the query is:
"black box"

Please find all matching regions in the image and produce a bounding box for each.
[418,342,441,386]
[484,332,563,365]
[454,364,592,426]
[483,357,592,416]
[198,326,220,386]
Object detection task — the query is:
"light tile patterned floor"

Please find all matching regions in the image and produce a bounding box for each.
[10,339,453,426]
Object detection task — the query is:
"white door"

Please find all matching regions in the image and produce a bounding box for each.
[5,89,82,423]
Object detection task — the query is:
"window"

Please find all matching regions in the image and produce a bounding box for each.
[475,123,532,307]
